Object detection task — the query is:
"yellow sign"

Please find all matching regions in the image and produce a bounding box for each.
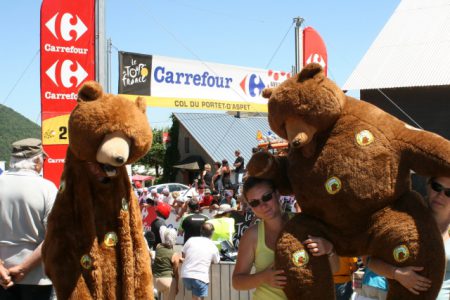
[121,94,268,113]
[42,114,70,145]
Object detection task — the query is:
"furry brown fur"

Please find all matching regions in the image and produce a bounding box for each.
[42,81,154,299]
[247,63,450,299]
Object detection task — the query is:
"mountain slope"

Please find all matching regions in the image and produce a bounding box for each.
[0,104,41,165]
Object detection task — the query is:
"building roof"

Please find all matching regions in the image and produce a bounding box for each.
[174,112,272,165]
[344,0,450,90]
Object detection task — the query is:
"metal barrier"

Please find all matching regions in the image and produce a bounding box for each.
[172,261,253,300]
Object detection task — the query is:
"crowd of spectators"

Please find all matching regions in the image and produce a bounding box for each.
[2,139,449,300]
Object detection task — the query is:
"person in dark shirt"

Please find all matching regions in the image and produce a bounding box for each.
[233,150,245,185]
[221,159,232,189]
[150,202,171,250]
[201,164,213,189]
[178,198,209,244]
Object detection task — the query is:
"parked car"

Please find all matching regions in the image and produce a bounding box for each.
[148,183,199,200]
[149,183,189,194]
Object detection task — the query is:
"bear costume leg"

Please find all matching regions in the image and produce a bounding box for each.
[276,214,335,300]
[368,192,445,300]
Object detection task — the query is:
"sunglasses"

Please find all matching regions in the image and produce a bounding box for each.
[430,180,450,198]
[248,191,274,208]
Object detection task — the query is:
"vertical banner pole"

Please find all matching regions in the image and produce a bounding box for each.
[293,17,304,74]
[96,0,107,88]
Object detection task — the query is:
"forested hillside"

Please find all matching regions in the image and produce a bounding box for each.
[0,104,41,165]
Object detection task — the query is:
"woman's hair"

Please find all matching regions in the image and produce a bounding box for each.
[163,228,178,248]
[9,154,43,171]
[204,163,211,171]
[242,176,276,201]
[214,161,221,167]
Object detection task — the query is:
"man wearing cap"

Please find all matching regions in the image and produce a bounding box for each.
[220,190,238,209]
[199,189,213,208]
[0,138,58,299]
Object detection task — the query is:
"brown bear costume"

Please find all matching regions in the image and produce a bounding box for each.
[42,81,154,299]
[247,63,450,299]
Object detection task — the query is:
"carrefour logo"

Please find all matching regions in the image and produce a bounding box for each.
[46,59,88,88]
[305,53,326,69]
[240,74,265,97]
[45,12,88,41]
[153,66,233,89]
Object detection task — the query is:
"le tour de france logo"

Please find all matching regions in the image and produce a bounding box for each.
[122,58,150,88]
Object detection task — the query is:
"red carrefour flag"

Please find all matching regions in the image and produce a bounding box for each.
[40,0,95,186]
[303,26,328,76]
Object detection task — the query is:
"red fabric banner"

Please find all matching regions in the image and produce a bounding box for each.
[40,0,95,186]
[303,26,328,76]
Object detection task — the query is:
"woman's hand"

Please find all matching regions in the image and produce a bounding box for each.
[262,263,287,288]
[302,235,334,256]
[394,266,431,295]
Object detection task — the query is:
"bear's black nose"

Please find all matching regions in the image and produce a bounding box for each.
[115,156,125,164]
[292,140,301,147]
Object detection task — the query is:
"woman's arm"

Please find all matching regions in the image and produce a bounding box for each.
[303,235,340,273]
[366,257,431,295]
[171,252,182,294]
[232,225,286,290]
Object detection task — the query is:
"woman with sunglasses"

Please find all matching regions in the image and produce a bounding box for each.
[232,177,339,299]
[358,176,450,299]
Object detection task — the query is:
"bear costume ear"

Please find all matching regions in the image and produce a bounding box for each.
[77,81,103,102]
[297,63,324,83]
[135,97,146,113]
[262,88,273,99]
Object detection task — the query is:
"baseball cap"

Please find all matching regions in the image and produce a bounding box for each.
[11,138,48,158]
[204,188,211,194]
[216,204,232,215]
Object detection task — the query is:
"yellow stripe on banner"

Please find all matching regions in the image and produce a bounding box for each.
[120,94,268,113]
[42,114,70,145]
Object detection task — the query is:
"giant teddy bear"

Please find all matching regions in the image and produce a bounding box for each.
[42,81,154,299]
[247,63,450,299]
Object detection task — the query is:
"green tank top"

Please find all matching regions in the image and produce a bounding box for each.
[253,221,287,300]
[152,244,174,278]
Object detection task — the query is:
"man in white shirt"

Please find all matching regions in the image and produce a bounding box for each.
[181,222,220,300]
[0,138,58,299]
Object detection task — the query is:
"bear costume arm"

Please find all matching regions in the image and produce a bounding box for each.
[395,124,450,178]
[246,151,293,195]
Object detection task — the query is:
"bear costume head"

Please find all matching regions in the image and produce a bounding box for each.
[247,63,450,299]
[70,81,152,177]
[43,81,154,299]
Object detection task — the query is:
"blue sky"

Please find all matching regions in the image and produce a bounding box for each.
[0,0,400,128]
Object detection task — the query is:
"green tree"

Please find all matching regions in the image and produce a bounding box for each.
[137,128,166,177]
[162,114,180,183]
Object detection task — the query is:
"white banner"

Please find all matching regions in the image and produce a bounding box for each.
[120,54,291,112]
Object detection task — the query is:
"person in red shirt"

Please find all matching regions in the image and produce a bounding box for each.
[199,189,214,208]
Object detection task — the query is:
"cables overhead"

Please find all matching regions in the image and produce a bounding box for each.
[1,49,39,107]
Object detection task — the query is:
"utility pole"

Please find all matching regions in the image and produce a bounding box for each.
[293,17,304,74]
[96,0,107,89]
[107,38,112,93]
